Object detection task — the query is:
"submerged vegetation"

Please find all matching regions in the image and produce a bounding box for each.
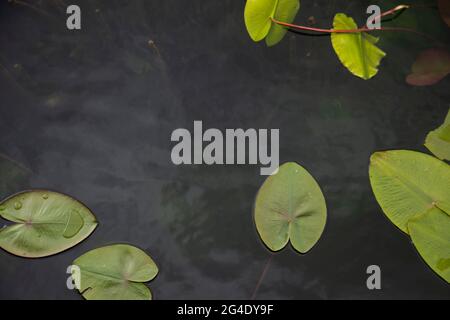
[406,49,450,86]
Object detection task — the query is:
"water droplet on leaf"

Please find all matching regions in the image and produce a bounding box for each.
[63,210,84,238]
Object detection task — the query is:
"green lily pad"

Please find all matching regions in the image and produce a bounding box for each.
[266,0,300,47]
[408,208,450,283]
[244,0,300,45]
[244,0,278,42]
[369,150,450,234]
[72,244,158,300]
[0,190,97,258]
[254,162,327,253]
[425,109,450,161]
[331,13,386,80]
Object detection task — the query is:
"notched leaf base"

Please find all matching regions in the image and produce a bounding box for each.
[254,162,327,254]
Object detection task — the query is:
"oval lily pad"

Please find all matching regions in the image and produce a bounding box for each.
[406,48,450,86]
[425,108,450,161]
[244,0,278,42]
[72,244,158,300]
[265,0,300,47]
[254,162,327,253]
[408,208,450,283]
[0,190,97,258]
[331,13,386,80]
[369,150,450,234]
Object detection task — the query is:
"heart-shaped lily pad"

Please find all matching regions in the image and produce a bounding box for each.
[408,208,450,283]
[331,13,386,80]
[0,190,97,258]
[72,244,158,300]
[406,48,450,86]
[425,108,450,161]
[244,0,300,46]
[369,150,450,234]
[254,162,327,253]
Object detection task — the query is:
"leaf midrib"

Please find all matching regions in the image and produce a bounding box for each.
[409,209,450,245]
[376,159,435,208]
[271,0,280,19]
[8,220,97,227]
[77,267,131,283]
[359,33,369,79]
[78,267,151,284]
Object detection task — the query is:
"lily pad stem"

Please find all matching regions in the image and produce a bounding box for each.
[8,0,53,18]
[251,254,274,300]
[271,4,434,41]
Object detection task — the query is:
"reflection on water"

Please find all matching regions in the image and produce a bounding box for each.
[161,172,258,279]
[0,156,30,199]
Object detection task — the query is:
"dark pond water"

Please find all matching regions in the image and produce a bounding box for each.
[0,0,449,299]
